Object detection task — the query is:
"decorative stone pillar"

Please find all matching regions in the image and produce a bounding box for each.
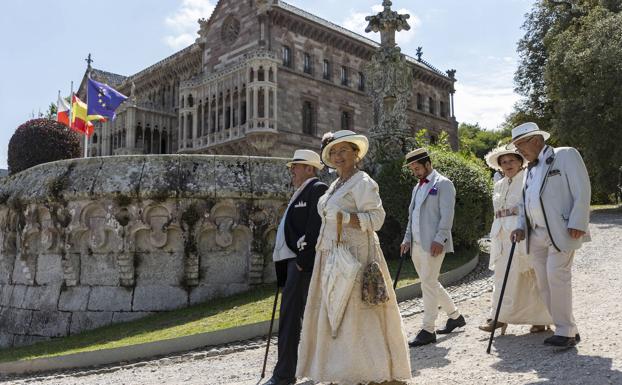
[364,0,413,163]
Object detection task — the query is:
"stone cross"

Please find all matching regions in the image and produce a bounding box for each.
[85,53,93,69]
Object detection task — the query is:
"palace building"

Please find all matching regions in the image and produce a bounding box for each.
[77,0,458,157]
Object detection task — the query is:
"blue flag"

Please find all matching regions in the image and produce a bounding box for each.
[87,78,128,119]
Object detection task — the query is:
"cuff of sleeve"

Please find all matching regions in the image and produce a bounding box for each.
[358,212,373,233]
[341,211,351,225]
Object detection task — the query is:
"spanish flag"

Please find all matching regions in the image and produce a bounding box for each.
[71,95,94,136]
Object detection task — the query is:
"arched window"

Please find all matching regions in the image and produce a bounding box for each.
[302,101,315,135]
[303,53,312,74]
[323,59,331,80]
[341,110,353,131]
[282,46,291,67]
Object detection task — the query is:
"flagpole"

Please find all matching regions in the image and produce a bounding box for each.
[84,72,90,158]
[70,81,74,133]
[57,90,61,121]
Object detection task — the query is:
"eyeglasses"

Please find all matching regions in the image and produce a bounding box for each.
[328,148,353,157]
[514,136,536,149]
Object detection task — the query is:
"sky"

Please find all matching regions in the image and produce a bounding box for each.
[0,0,535,169]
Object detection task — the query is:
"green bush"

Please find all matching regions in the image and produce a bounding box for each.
[8,119,81,175]
[376,146,493,257]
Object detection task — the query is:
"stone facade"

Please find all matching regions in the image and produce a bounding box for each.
[77,0,458,158]
[0,155,290,349]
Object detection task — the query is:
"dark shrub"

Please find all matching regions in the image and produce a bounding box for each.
[376,148,493,257]
[8,119,81,175]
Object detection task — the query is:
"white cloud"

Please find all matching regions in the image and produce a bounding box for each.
[163,0,215,50]
[454,56,521,130]
[342,5,420,46]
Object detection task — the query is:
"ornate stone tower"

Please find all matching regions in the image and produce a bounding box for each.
[364,0,414,162]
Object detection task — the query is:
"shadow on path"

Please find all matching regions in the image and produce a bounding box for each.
[409,331,463,376]
[491,333,622,385]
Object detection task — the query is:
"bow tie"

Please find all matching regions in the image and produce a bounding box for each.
[528,159,539,170]
[418,178,429,186]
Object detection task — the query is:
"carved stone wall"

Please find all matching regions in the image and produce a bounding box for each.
[0,155,291,349]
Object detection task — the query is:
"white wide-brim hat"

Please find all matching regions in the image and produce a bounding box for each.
[320,130,369,169]
[286,149,324,170]
[506,122,550,149]
[484,146,527,171]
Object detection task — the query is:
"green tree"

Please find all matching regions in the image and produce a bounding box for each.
[45,103,57,120]
[545,6,622,202]
[512,0,622,202]
[458,123,509,160]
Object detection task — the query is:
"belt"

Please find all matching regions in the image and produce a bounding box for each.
[495,207,518,218]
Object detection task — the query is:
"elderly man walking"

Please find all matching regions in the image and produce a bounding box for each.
[401,148,466,347]
[264,150,328,385]
[509,122,591,348]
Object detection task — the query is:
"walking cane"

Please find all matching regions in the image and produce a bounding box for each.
[486,241,517,354]
[393,252,406,290]
[261,285,280,378]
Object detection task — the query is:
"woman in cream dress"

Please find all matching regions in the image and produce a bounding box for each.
[296,130,411,385]
[479,147,552,334]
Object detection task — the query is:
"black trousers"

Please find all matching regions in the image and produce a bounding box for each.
[273,259,312,380]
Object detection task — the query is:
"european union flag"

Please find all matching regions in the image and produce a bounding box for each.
[87,78,128,120]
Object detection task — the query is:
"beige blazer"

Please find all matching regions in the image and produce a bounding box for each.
[402,169,455,253]
[518,147,591,252]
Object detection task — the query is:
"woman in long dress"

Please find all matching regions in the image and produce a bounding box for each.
[479,147,552,334]
[297,130,411,385]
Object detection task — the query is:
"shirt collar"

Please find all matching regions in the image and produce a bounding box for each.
[292,177,317,199]
[537,145,550,164]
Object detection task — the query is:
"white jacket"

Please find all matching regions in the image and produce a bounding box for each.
[402,169,455,253]
[518,147,591,252]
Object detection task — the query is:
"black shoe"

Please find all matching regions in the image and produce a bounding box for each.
[409,329,437,347]
[261,376,296,385]
[543,335,577,347]
[436,315,466,334]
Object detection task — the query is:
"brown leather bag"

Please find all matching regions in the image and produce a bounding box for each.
[361,230,389,305]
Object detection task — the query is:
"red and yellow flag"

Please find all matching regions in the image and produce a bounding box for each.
[71,95,94,136]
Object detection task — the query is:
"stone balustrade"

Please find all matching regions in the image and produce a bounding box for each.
[0,155,291,349]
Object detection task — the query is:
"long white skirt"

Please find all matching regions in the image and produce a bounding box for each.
[490,228,553,325]
[297,229,411,384]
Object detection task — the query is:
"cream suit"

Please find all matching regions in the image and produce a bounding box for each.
[517,146,591,337]
[402,169,459,333]
[489,169,552,325]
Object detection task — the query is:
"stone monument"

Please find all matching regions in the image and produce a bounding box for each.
[364,0,414,163]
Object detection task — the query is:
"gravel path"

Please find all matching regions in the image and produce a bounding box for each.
[3,211,621,385]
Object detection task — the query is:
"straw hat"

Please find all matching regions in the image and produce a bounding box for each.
[484,146,527,171]
[404,148,431,165]
[320,130,369,169]
[286,149,324,170]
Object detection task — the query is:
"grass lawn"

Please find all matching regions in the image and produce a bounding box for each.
[590,204,621,213]
[0,248,477,363]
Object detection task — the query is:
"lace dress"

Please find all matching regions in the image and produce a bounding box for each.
[296,171,411,384]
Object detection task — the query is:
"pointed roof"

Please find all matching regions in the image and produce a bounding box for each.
[90,68,127,86]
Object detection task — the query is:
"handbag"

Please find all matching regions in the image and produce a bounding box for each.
[361,228,390,305]
[321,212,361,337]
